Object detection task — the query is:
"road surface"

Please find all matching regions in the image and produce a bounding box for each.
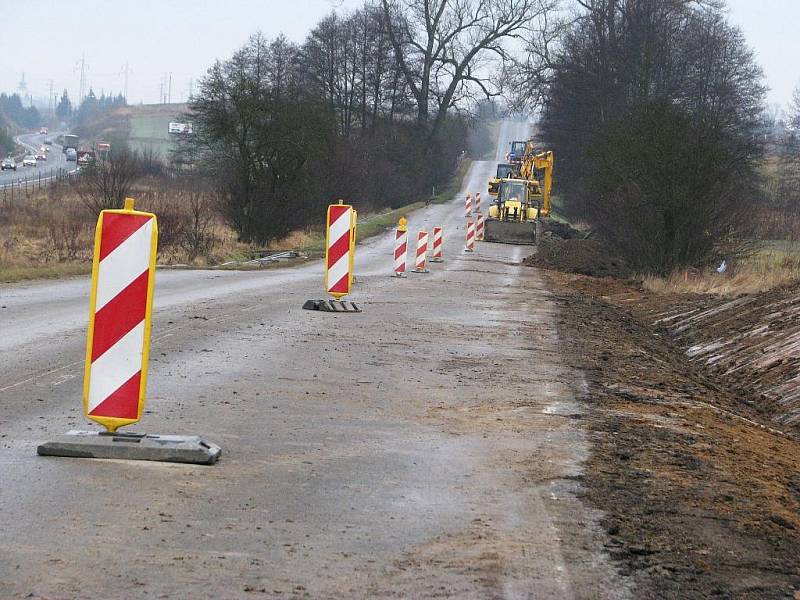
[0,131,73,186]
[0,122,630,599]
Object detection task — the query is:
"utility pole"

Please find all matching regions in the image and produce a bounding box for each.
[159,80,164,104]
[121,62,130,101]
[17,72,27,97]
[168,72,172,104]
[48,79,54,114]
[77,54,87,105]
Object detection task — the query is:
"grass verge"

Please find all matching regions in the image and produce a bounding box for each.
[0,263,92,284]
[642,242,800,295]
[270,159,472,256]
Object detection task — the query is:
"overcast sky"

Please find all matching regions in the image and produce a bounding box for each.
[1,0,797,110]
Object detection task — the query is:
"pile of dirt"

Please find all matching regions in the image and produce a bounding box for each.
[561,275,800,433]
[645,282,800,430]
[544,270,800,599]
[525,237,633,278]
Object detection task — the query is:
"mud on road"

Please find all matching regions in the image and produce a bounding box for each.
[0,166,630,598]
[541,271,800,599]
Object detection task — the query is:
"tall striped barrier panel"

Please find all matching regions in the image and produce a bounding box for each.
[465,194,472,218]
[430,226,444,262]
[37,198,221,464]
[303,201,361,312]
[474,192,481,215]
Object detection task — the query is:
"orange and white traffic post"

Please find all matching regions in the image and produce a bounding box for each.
[393,217,408,276]
[413,230,430,273]
[475,212,485,241]
[465,221,476,252]
[431,226,444,262]
[37,197,222,463]
[464,193,472,218]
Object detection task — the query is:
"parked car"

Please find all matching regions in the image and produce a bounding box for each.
[0,157,16,171]
[22,155,37,167]
[35,151,47,161]
[65,148,77,162]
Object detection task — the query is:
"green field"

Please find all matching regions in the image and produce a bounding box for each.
[126,104,189,158]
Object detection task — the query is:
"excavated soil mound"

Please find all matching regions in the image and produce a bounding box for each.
[525,237,632,279]
[544,270,800,599]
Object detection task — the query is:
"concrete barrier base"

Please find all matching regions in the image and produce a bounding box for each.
[302,299,361,312]
[37,430,222,465]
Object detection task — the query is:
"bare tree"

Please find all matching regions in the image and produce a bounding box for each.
[381,0,556,136]
[538,0,765,274]
[790,84,800,130]
[73,149,141,215]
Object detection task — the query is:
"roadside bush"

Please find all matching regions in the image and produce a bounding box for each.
[589,103,754,274]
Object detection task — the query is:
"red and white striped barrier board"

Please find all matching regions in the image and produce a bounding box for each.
[475,212,485,241]
[414,230,429,273]
[83,198,158,432]
[465,221,476,252]
[325,203,356,298]
[394,227,408,276]
[474,192,481,214]
[465,194,472,218]
[431,226,444,262]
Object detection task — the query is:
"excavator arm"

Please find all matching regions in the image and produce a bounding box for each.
[519,147,554,217]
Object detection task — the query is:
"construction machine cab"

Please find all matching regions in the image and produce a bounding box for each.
[490,179,542,222]
[488,163,521,196]
[496,163,519,179]
[509,141,528,163]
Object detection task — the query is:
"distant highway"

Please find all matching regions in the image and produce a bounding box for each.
[0,131,77,187]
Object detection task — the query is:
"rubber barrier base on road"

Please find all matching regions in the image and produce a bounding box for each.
[302,299,362,312]
[37,430,222,465]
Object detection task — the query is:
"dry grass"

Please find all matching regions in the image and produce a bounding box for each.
[642,245,800,295]
[0,160,472,282]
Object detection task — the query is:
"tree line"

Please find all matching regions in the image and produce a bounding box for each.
[185,0,552,245]
[518,0,769,274]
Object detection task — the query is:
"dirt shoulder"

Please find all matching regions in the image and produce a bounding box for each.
[540,270,800,598]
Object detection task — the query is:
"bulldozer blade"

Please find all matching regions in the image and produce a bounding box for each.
[483,219,537,245]
[303,299,362,313]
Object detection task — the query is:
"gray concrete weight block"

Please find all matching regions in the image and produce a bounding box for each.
[37,430,222,465]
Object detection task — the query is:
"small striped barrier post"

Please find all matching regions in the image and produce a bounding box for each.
[475,212,485,241]
[431,226,444,262]
[393,217,408,277]
[413,230,430,273]
[464,194,472,217]
[474,192,481,214]
[465,221,476,252]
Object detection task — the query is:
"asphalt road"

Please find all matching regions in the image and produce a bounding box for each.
[0,122,630,599]
[0,131,74,185]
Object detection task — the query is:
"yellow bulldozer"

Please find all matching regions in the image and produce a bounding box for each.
[484,142,554,245]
